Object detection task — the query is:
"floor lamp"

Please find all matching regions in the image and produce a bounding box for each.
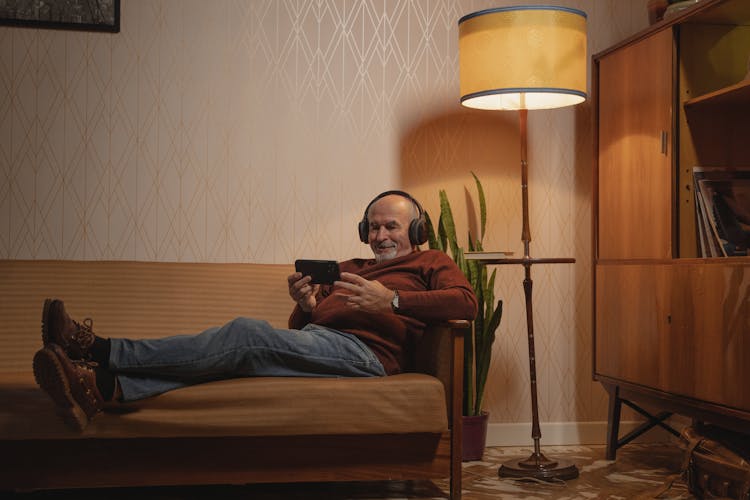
[458,5,588,480]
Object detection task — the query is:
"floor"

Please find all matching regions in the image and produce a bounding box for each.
[8,443,695,499]
[448,443,694,499]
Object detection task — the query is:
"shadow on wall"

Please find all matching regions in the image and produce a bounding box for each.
[398,107,520,248]
[398,101,607,428]
[397,106,524,423]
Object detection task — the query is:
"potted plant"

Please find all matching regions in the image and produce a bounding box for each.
[425,172,503,461]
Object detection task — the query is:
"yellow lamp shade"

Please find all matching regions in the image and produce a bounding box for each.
[459,5,587,110]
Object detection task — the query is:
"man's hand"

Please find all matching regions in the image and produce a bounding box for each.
[334,272,395,313]
[287,272,320,313]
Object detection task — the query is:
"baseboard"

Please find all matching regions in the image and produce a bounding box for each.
[486,420,684,447]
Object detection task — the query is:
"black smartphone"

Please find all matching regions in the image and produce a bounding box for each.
[294,259,341,284]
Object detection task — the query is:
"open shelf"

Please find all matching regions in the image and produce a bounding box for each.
[684,78,750,109]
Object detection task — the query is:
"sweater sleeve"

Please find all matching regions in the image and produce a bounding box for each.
[288,304,311,329]
[394,251,478,322]
[397,286,477,322]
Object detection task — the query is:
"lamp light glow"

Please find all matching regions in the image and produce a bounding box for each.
[459,6,587,110]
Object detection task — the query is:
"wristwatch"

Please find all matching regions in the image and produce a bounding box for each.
[391,290,400,312]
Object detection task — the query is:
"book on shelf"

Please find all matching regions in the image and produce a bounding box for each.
[693,167,750,257]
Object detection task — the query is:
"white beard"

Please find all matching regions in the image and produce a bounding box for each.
[375,247,398,263]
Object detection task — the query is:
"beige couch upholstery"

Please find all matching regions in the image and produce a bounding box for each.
[0,260,467,498]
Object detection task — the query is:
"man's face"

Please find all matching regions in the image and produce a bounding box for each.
[367,195,417,262]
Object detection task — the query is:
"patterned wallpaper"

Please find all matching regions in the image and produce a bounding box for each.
[0,0,650,428]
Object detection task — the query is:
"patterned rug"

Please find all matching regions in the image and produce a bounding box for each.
[444,443,694,499]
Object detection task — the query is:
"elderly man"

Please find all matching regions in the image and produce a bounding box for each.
[33,190,477,430]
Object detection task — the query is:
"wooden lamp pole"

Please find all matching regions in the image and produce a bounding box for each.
[497,108,579,480]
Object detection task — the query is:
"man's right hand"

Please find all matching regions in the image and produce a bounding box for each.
[287,272,320,312]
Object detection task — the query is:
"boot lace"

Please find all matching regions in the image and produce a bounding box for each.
[71,317,96,351]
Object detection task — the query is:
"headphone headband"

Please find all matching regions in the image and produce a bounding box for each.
[363,190,424,217]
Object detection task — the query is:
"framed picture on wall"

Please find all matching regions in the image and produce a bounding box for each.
[0,0,120,32]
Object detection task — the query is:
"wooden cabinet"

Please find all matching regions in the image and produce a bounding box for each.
[593,0,750,459]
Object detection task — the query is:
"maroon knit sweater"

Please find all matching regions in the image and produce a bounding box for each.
[288,249,478,374]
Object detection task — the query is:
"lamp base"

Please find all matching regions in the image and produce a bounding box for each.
[498,451,579,481]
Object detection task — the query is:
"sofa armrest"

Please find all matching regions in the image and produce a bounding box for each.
[414,320,470,423]
[415,320,469,499]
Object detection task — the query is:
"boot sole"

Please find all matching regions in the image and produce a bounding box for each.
[33,348,88,431]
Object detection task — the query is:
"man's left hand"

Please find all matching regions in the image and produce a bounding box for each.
[334,272,394,313]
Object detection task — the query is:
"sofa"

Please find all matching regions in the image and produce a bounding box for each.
[0,260,468,498]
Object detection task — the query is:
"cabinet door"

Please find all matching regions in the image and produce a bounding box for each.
[668,262,750,412]
[595,264,671,389]
[597,29,674,260]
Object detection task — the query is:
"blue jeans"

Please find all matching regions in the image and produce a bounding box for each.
[109,318,386,401]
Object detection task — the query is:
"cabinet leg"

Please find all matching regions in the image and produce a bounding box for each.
[605,384,622,460]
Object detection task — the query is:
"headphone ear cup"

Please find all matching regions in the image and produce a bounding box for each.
[358,219,369,243]
[410,215,428,245]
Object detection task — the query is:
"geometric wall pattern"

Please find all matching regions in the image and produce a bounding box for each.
[0,0,650,425]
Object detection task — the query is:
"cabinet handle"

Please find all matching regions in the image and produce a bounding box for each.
[661,130,668,155]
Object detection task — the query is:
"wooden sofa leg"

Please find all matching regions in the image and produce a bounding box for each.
[449,325,465,499]
[451,429,462,499]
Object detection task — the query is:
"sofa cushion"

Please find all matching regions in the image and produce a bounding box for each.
[0,371,448,439]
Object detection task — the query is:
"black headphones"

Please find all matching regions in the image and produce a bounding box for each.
[358,190,428,245]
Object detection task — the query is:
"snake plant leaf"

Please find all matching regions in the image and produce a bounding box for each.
[466,238,480,290]
[475,296,502,413]
[437,212,448,252]
[474,273,485,330]
[439,191,461,259]
[471,171,487,241]
[486,299,503,344]
[484,268,496,325]
[475,299,502,414]
[466,260,481,293]
[456,247,470,279]
[424,211,442,252]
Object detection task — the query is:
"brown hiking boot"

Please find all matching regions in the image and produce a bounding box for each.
[41,298,96,359]
[32,343,103,431]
